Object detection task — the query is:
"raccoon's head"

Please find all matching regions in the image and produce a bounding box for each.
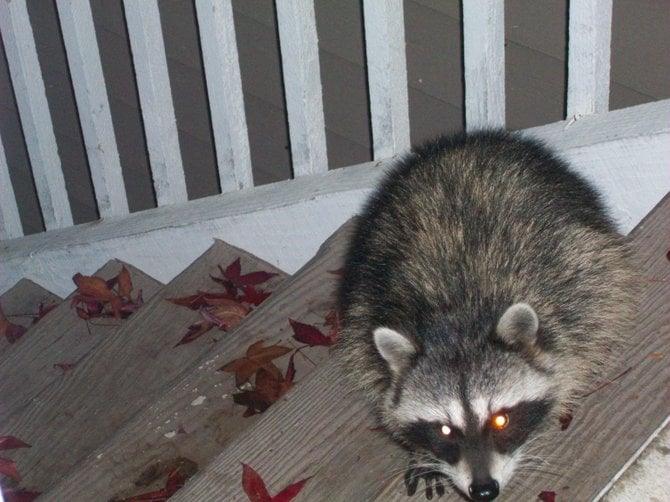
[374,303,557,501]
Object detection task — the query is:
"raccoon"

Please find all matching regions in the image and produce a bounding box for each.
[337,130,636,500]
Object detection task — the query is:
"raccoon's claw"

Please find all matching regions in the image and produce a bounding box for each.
[404,460,446,499]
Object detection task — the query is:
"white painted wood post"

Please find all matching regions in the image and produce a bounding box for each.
[462,0,506,131]
[275,0,328,177]
[362,0,411,159]
[0,0,73,230]
[195,0,254,192]
[55,0,129,217]
[566,0,613,117]
[123,0,188,205]
[0,137,23,239]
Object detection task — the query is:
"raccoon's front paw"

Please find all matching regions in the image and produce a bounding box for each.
[404,458,446,499]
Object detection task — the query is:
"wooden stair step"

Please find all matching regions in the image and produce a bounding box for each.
[0,261,162,424]
[172,195,670,501]
[42,221,354,501]
[0,278,61,356]
[2,241,286,495]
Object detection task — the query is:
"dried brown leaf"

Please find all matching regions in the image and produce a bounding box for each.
[219,340,291,387]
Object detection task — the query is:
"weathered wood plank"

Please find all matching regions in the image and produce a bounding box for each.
[0,0,73,230]
[1,100,667,297]
[123,0,188,205]
[0,261,162,424]
[597,419,670,500]
[0,136,23,239]
[362,0,411,159]
[275,0,328,177]
[3,242,286,493]
[0,279,61,356]
[566,0,613,117]
[55,0,129,217]
[462,0,505,130]
[195,0,254,192]
[43,221,354,501]
[172,195,670,501]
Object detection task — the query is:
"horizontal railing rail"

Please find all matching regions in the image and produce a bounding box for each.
[0,0,649,240]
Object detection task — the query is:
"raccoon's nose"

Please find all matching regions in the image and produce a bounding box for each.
[468,479,499,501]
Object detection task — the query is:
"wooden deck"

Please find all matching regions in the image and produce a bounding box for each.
[1,195,668,501]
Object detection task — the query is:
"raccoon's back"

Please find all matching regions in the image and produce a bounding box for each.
[338,130,635,396]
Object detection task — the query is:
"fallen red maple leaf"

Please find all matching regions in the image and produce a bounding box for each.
[0,457,21,482]
[240,285,272,306]
[71,266,142,321]
[0,434,32,481]
[241,463,309,502]
[169,259,279,347]
[0,303,28,344]
[213,258,279,289]
[166,291,235,310]
[538,490,556,502]
[173,299,249,347]
[115,266,134,299]
[559,412,573,431]
[174,320,215,347]
[289,319,335,347]
[199,300,249,330]
[1,488,41,502]
[0,436,31,451]
[233,352,297,417]
[220,340,292,387]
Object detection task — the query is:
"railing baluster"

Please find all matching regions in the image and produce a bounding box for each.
[362,0,410,159]
[123,0,188,205]
[566,0,613,117]
[195,0,253,192]
[275,0,328,177]
[0,137,23,239]
[55,0,129,217]
[462,0,506,131]
[0,0,73,230]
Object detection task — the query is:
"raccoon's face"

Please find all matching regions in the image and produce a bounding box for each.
[374,303,557,500]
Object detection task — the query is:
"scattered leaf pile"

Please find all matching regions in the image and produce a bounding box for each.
[224,346,297,417]
[220,340,292,387]
[219,313,338,418]
[71,266,143,321]
[167,258,278,347]
[242,463,309,502]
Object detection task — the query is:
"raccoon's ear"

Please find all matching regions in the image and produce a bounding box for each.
[373,327,416,375]
[496,303,539,347]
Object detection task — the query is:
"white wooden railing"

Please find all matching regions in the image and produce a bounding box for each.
[0,0,668,296]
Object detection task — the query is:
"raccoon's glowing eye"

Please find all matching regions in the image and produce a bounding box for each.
[440,424,452,437]
[491,413,509,430]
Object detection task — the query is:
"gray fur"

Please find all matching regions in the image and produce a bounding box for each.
[496,303,539,347]
[337,130,637,499]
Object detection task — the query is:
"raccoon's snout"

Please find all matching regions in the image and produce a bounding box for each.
[469,479,499,501]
